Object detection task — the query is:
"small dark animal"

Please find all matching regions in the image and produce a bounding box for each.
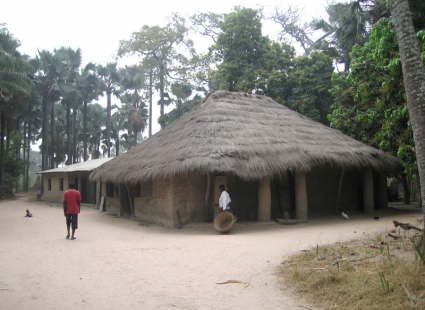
[374,217,379,221]
[25,209,33,217]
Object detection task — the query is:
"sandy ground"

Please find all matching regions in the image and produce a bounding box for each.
[0,196,422,310]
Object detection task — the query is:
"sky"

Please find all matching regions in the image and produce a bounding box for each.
[2,0,329,135]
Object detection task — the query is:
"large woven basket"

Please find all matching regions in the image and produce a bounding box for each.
[213,212,236,233]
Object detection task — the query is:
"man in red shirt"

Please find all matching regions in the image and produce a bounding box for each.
[63,183,81,240]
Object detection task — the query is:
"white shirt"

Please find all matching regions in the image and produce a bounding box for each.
[219,190,231,210]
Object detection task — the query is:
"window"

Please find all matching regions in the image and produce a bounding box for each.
[141,183,153,198]
[106,183,115,197]
[59,178,64,191]
[128,184,141,198]
[48,179,52,191]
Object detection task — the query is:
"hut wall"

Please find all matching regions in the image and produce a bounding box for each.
[67,173,97,204]
[41,173,68,203]
[134,177,174,227]
[133,173,207,227]
[174,173,206,224]
[42,172,97,205]
[306,167,363,217]
[102,182,124,216]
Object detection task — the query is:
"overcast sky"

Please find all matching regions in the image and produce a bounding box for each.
[3,0,329,135]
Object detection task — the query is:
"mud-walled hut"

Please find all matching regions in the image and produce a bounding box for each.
[89,91,402,228]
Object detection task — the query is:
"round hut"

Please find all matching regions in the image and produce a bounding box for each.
[89,91,401,227]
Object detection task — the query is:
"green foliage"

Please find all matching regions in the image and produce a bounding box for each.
[209,8,334,125]
[158,83,201,129]
[410,0,425,32]
[0,24,33,101]
[118,14,200,117]
[411,232,425,265]
[285,52,334,125]
[210,7,271,92]
[0,156,25,199]
[329,18,420,176]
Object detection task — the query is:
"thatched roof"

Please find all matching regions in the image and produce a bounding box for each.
[90,91,401,184]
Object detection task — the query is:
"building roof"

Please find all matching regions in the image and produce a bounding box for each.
[90,91,402,184]
[38,158,113,174]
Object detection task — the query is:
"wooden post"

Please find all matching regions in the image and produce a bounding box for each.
[376,173,388,210]
[295,172,308,222]
[214,176,227,219]
[204,172,211,221]
[336,169,345,215]
[363,168,374,214]
[167,178,174,228]
[258,177,271,221]
[96,181,101,209]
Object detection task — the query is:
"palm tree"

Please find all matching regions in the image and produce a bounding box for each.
[111,103,130,155]
[118,14,198,120]
[120,65,147,146]
[311,1,371,71]
[119,92,147,147]
[0,25,32,101]
[389,0,425,223]
[52,102,67,165]
[22,86,42,191]
[0,25,32,193]
[86,103,106,159]
[34,49,68,171]
[273,1,381,71]
[77,62,100,161]
[97,63,121,157]
[158,82,201,129]
[54,47,82,166]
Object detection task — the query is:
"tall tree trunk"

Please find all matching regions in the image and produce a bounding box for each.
[159,65,165,116]
[83,99,88,161]
[149,69,153,137]
[23,120,27,192]
[0,112,5,191]
[73,106,77,163]
[389,0,425,226]
[6,121,10,157]
[41,94,49,194]
[50,101,55,169]
[106,90,111,157]
[66,99,71,165]
[15,122,21,193]
[401,172,411,204]
[25,118,31,192]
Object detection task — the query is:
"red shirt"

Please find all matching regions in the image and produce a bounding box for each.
[63,189,81,214]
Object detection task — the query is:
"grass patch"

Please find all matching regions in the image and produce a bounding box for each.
[278,229,425,309]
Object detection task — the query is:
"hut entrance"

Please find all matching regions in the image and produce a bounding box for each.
[271,173,295,220]
[119,184,141,216]
[81,177,88,202]
[119,184,131,215]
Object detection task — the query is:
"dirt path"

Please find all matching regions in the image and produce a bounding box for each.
[0,196,421,310]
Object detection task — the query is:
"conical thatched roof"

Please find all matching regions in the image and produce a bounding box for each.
[90,91,401,184]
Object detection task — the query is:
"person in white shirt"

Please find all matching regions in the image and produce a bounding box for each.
[219,184,231,213]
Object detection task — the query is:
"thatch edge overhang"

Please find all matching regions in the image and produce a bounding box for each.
[89,91,402,185]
